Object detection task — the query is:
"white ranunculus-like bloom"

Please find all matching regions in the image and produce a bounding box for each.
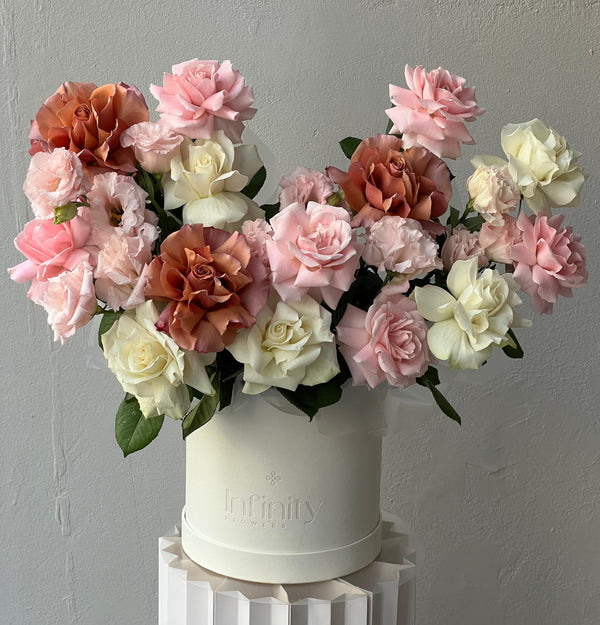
[163,130,263,229]
[227,296,339,395]
[101,301,215,419]
[500,119,586,213]
[413,258,530,369]
[466,164,520,226]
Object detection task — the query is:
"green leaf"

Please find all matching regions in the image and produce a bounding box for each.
[215,351,243,410]
[339,137,362,159]
[502,328,524,359]
[331,261,383,327]
[385,118,394,134]
[261,202,280,222]
[182,372,220,439]
[416,367,461,425]
[241,166,267,199]
[115,394,164,457]
[463,214,485,233]
[448,207,460,229]
[98,311,123,348]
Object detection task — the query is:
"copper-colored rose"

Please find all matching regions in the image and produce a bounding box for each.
[29,81,149,175]
[144,224,269,353]
[327,134,452,227]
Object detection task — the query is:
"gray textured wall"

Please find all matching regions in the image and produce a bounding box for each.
[2,1,599,624]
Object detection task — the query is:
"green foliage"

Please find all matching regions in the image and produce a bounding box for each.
[416,366,462,425]
[115,394,164,457]
[182,371,220,439]
[502,329,524,359]
[331,261,384,328]
[339,137,362,159]
[215,350,243,410]
[261,202,280,221]
[98,311,122,348]
[241,166,267,199]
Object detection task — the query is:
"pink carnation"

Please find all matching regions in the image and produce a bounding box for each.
[27,262,97,344]
[511,212,587,314]
[120,121,184,174]
[266,201,361,308]
[8,215,93,283]
[479,215,522,264]
[278,166,334,208]
[386,65,484,159]
[441,225,488,270]
[241,218,273,272]
[336,283,431,388]
[150,59,256,143]
[23,148,88,219]
[363,215,441,278]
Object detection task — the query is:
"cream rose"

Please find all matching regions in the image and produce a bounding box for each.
[413,258,530,369]
[500,119,586,213]
[466,164,520,226]
[227,296,339,394]
[101,301,215,419]
[163,131,263,229]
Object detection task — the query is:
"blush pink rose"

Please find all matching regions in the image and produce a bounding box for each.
[241,218,273,272]
[23,148,88,219]
[441,225,488,270]
[8,215,93,283]
[478,215,522,264]
[336,283,431,388]
[120,121,184,174]
[278,167,335,208]
[511,212,587,314]
[363,215,441,278]
[27,262,97,344]
[386,65,484,159]
[150,59,256,143]
[266,201,361,308]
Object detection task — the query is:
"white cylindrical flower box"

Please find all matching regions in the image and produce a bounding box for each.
[181,387,384,583]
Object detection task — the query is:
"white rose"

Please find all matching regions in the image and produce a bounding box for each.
[163,130,263,229]
[413,258,530,369]
[466,164,520,226]
[227,296,339,394]
[101,301,215,419]
[500,119,586,213]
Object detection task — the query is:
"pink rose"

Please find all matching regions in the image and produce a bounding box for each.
[150,59,256,143]
[478,215,522,264]
[386,65,484,159]
[266,201,361,308]
[241,218,273,272]
[511,212,587,314]
[27,262,97,344]
[120,122,184,174]
[86,172,150,234]
[23,148,88,219]
[363,215,441,278]
[336,283,431,388]
[8,215,93,283]
[441,225,488,270]
[278,167,335,208]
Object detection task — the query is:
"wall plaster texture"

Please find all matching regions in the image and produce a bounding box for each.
[1,1,599,624]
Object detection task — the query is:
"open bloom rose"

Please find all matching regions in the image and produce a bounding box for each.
[440,224,488,270]
[386,65,484,159]
[414,258,530,369]
[9,215,93,283]
[29,81,149,174]
[363,215,441,278]
[24,149,88,219]
[466,163,520,226]
[227,296,339,394]
[337,283,431,388]
[500,120,586,213]
[27,262,97,344]
[327,134,452,228]
[101,300,215,420]
[278,167,334,208]
[150,59,256,143]
[478,215,522,264]
[144,224,269,353]
[266,201,361,308]
[120,121,184,174]
[163,131,262,229]
[511,212,587,314]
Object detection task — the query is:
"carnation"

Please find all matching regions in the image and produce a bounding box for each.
[466,163,520,226]
[278,166,334,208]
[478,215,522,264]
[120,121,184,174]
[441,225,488,271]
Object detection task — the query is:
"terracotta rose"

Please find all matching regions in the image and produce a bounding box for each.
[144,224,269,353]
[29,81,149,174]
[327,134,452,227]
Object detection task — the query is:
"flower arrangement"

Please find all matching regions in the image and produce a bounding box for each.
[9,60,588,455]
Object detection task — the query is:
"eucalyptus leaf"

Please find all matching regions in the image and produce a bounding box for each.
[115,394,164,457]
[241,166,267,199]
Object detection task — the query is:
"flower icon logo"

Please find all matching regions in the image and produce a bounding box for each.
[266,471,281,486]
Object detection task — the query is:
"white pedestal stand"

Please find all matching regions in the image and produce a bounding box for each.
[159,513,415,625]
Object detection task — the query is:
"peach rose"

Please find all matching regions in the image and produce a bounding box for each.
[327,134,452,228]
[29,81,149,174]
[144,224,269,353]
